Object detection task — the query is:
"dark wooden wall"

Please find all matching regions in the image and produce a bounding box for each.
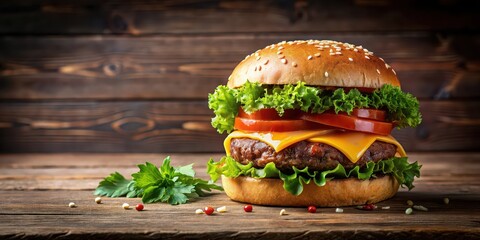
[0,0,479,153]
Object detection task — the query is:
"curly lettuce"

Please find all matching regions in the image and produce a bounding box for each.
[207,82,422,133]
[207,156,421,196]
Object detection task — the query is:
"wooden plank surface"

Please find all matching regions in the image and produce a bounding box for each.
[0,34,478,100]
[0,100,479,152]
[0,0,479,34]
[0,153,479,239]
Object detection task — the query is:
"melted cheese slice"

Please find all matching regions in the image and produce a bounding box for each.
[224,130,407,163]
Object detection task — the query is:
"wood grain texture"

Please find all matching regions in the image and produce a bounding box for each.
[0,0,479,34]
[0,101,479,152]
[0,153,479,239]
[0,34,478,100]
[0,101,224,152]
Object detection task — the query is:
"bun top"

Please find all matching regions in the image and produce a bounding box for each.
[227,40,400,89]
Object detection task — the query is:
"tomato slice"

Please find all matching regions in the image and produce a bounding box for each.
[349,108,386,122]
[240,107,386,122]
[238,107,301,120]
[234,117,325,132]
[301,113,393,135]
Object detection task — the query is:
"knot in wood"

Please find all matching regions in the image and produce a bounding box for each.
[103,63,121,77]
[111,117,155,135]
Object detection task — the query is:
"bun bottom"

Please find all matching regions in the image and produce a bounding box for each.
[221,175,399,207]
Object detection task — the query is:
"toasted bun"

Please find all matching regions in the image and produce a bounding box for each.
[221,175,399,207]
[227,40,400,89]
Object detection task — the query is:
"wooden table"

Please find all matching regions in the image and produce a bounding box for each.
[1,153,479,239]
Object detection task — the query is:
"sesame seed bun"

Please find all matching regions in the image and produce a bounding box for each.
[227,40,400,89]
[221,175,399,207]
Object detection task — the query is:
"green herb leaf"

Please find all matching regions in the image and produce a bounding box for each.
[95,156,223,205]
[208,156,421,196]
[94,172,142,198]
[207,82,422,133]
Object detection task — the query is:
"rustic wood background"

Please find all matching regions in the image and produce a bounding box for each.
[0,0,479,153]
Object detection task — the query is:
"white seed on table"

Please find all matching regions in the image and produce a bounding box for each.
[335,208,344,213]
[68,202,76,208]
[407,200,414,206]
[217,206,227,213]
[279,209,287,215]
[405,208,413,215]
[381,206,390,210]
[413,205,429,212]
[95,197,102,204]
[443,197,450,204]
[195,209,204,214]
[122,203,130,210]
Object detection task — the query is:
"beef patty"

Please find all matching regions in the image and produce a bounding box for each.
[230,138,397,172]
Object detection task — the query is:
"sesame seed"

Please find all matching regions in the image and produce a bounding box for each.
[443,197,450,204]
[307,55,313,60]
[353,48,358,52]
[254,66,257,71]
[324,71,329,77]
[329,49,333,53]
[335,52,342,55]
[329,53,335,56]
[392,69,397,75]
[335,208,344,213]
[365,56,370,59]
[258,65,262,71]
[264,59,269,65]
[348,57,353,61]
[281,59,287,64]
[256,56,261,60]
[407,200,414,206]
[278,46,284,50]
[385,63,390,69]
[277,51,283,55]
[314,53,321,57]
[376,69,381,74]
[278,55,285,59]
[292,62,297,67]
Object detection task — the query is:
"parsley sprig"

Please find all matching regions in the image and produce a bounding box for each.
[95,156,223,205]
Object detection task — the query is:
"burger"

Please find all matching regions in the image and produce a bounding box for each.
[207,40,421,207]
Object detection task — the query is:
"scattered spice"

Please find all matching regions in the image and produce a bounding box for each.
[135,204,144,211]
[307,206,316,213]
[413,205,428,212]
[244,205,253,212]
[217,206,227,213]
[204,206,214,215]
[356,204,376,211]
[405,208,413,215]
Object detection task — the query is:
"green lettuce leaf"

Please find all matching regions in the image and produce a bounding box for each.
[207,156,421,196]
[207,82,422,133]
